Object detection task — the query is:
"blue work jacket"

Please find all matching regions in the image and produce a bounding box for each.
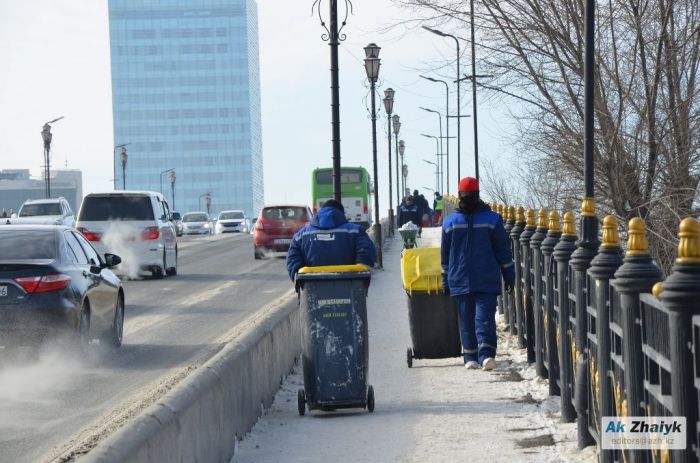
[441,202,515,295]
[286,207,376,280]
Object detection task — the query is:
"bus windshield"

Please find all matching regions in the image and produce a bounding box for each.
[315,170,362,185]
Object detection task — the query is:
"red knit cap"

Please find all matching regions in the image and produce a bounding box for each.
[458,177,479,194]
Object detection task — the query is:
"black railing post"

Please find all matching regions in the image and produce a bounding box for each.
[503,206,516,330]
[611,218,662,463]
[542,211,562,396]
[658,218,700,462]
[520,208,537,363]
[588,216,624,461]
[554,211,578,422]
[511,207,526,344]
[497,205,506,315]
[531,208,549,376]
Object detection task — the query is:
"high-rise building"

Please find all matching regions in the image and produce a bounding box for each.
[108,0,263,218]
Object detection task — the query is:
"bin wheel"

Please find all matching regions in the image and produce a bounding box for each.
[367,385,375,412]
[297,389,306,416]
[406,347,413,368]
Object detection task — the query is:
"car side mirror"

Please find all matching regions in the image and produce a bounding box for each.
[171,212,181,221]
[103,253,122,269]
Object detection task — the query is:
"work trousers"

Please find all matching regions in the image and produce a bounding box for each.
[453,293,498,364]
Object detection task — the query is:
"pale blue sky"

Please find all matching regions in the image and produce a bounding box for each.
[0,0,515,213]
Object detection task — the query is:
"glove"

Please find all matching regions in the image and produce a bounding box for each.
[505,279,515,294]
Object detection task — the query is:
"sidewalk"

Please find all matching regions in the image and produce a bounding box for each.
[233,228,598,463]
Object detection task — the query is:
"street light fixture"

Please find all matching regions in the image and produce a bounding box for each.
[420,75,451,193]
[422,25,463,181]
[383,88,395,236]
[420,133,442,194]
[399,140,406,197]
[159,168,175,195]
[113,143,130,190]
[392,115,401,210]
[363,42,382,269]
[41,116,64,198]
[423,159,439,193]
[120,146,128,190]
[420,107,444,193]
[198,192,212,213]
[169,170,177,210]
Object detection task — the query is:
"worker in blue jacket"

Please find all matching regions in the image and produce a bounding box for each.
[397,195,421,231]
[286,199,376,280]
[441,177,515,371]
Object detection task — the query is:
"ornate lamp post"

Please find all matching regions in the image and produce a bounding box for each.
[205,193,211,216]
[160,168,175,195]
[169,170,177,209]
[313,0,352,202]
[119,146,128,190]
[420,75,450,193]
[399,140,406,196]
[113,143,130,190]
[383,88,395,236]
[41,116,64,198]
[392,115,401,210]
[364,42,382,269]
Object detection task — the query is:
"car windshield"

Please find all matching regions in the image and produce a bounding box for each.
[219,212,244,220]
[0,230,56,260]
[183,213,208,222]
[19,203,62,217]
[79,195,155,221]
[262,207,308,221]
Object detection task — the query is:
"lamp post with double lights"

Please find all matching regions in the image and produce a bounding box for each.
[169,170,177,210]
[41,116,64,198]
[198,192,212,214]
[383,88,395,236]
[421,133,442,194]
[422,26,462,181]
[113,143,130,190]
[423,159,439,193]
[420,75,450,193]
[159,168,175,195]
[364,42,382,269]
[392,115,401,211]
[420,107,444,192]
[120,147,128,190]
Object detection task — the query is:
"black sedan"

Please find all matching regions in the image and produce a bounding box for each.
[0,225,124,349]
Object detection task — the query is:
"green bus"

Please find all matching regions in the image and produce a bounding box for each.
[311,167,372,229]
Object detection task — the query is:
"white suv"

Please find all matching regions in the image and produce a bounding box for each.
[9,197,76,227]
[76,191,178,279]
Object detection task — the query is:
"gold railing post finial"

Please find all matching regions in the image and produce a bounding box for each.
[548,211,561,233]
[626,217,649,256]
[581,197,596,217]
[508,206,515,222]
[526,208,536,227]
[516,206,525,223]
[601,215,621,248]
[676,217,700,265]
[562,211,576,236]
[652,282,663,298]
[537,208,548,229]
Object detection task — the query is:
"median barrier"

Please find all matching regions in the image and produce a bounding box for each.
[82,296,300,463]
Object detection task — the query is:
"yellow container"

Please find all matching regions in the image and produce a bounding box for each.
[299,264,370,274]
[401,247,443,293]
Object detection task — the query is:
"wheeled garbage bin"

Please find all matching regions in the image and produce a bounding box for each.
[295,264,374,415]
[401,247,462,368]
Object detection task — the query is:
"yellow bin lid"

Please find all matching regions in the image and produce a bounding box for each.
[401,247,443,294]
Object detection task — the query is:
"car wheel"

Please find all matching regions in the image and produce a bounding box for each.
[152,253,166,279]
[166,248,178,276]
[254,246,264,260]
[77,302,91,349]
[101,293,124,348]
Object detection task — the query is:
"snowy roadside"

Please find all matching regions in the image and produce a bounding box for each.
[232,235,599,463]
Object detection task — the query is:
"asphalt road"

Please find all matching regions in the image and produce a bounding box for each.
[0,232,295,463]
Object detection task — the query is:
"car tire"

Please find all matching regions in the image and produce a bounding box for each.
[101,293,124,349]
[166,248,178,276]
[254,246,264,260]
[77,302,91,350]
[152,253,166,279]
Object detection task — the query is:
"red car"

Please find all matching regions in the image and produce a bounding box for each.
[254,205,313,259]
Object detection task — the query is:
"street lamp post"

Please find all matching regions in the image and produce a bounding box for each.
[169,170,177,210]
[313,0,352,202]
[420,108,443,192]
[421,134,441,194]
[399,140,406,196]
[198,192,212,213]
[423,159,439,193]
[120,147,128,190]
[423,26,461,180]
[364,42,382,269]
[420,75,450,193]
[159,168,175,195]
[113,143,130,190]
[41,116,64,199]
[392,115,401,209]
[383,88,395,236]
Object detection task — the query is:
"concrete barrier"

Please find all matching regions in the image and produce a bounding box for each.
[82,296,300,463]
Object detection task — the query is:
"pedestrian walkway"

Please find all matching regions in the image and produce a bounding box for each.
[233,228,598,463]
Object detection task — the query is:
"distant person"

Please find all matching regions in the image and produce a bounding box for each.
[441,177,515,371]
[397,195,422,233]
[433,192,444,226]
[413,189,431,227]
[286,199,376,280]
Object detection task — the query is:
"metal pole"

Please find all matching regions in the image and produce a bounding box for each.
[444,82,450,193]
[46,146,51,198]
[370,83,382,268]
[386,109,393,237]
[329,0,342,202]
[455,37,460,181]
[122,163,126,190]
[171,181,175,210]
[470,0,479,180]
[395,132,400,206]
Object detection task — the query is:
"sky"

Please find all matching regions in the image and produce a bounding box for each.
[0,0,516,214]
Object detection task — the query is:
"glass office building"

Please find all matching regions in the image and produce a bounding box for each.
[108,0,262,218]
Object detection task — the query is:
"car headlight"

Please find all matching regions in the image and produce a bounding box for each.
[203,223,210,228]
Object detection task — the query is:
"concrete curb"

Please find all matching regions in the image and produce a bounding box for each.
[81,296,300,463]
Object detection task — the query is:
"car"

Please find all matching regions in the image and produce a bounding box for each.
[172,211,183,236]
[253,205,312,259]
[181,212,212,235]
[215,210,248,234]
[0,225,124,349]
[75,191,178,279]
[5,197,76,227]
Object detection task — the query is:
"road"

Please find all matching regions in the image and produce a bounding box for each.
[0,232,295,463]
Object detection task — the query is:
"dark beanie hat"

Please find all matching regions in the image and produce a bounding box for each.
[322,199,345,213]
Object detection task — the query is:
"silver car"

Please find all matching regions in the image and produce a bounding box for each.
[7,197,76,227]
[181,212,212,235]
[215,210,248,234]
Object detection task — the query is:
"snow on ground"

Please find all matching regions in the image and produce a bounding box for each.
[233,232,599,463]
